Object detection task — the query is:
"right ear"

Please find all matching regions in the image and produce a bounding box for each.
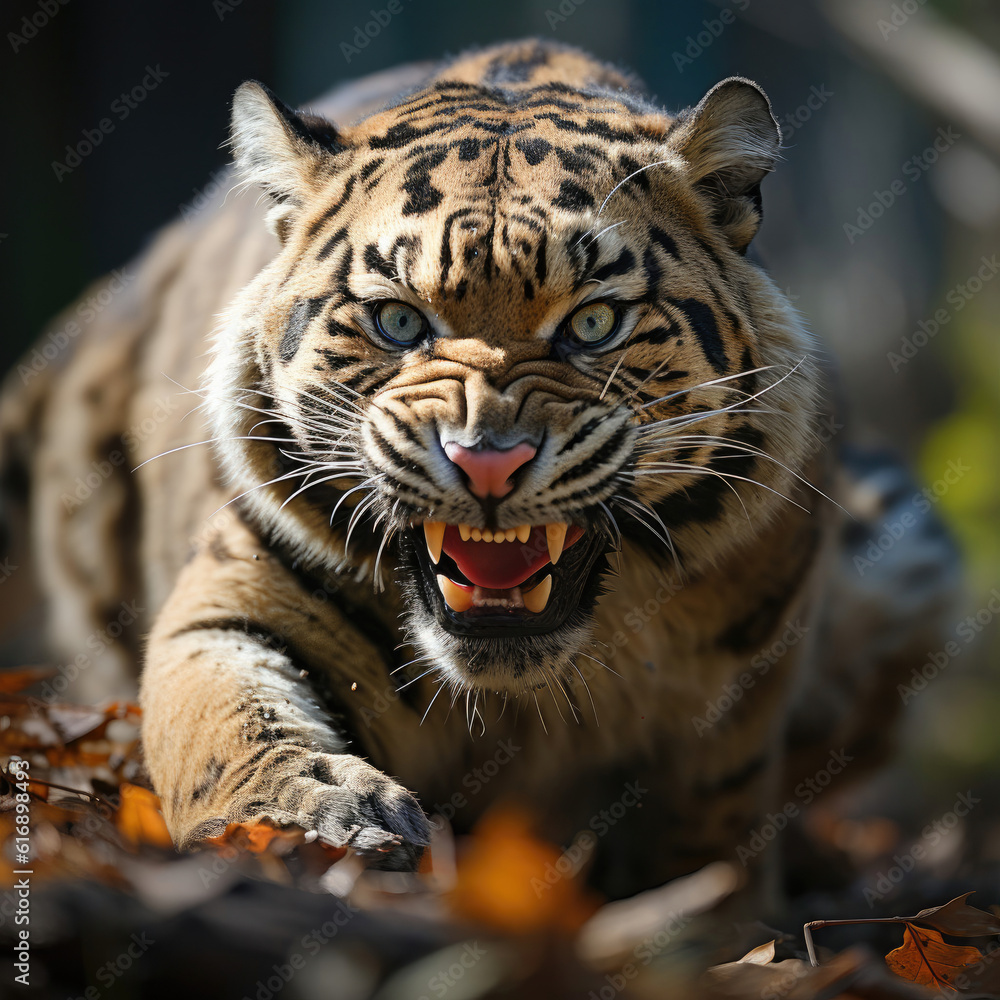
[230,82,344,234]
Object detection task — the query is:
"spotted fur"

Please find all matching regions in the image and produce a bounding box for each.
[0,42,958,898]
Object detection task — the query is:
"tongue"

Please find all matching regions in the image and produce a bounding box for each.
[442,525,552,589]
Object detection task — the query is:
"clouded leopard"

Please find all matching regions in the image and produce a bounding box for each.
[0,40,957,898]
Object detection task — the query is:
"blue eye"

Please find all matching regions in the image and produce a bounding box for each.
[567,301,620,346]
[373,301,428,346]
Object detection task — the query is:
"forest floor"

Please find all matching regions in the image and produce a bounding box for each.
[2,671,1000,1000]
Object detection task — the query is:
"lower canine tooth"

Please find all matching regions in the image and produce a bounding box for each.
[515,524,530,543]
[437,575,474,612]
[423,521,445,563]
[522,574,552,614]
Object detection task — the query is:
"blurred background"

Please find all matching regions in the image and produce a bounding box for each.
[1,0,999,924]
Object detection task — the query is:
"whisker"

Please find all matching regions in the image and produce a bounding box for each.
[597,157,673,216]
[390,653,435,676]
[419,681,446,726]
[571,663,599,727]
[396,664,440,693]
[637,365,779,411]
[599,348,629,402]
[554,675,580,724]
[577,651,622,681]
[532,691,548,735]
[132,435,298,472]
[546,682,567,725]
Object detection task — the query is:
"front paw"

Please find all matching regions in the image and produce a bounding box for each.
[239,752,430,871]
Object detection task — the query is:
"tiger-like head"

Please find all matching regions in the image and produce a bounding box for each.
[208,42,821,696]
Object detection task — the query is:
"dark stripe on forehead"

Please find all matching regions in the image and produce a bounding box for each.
[591,247,636,283]
[305,175,357,241]
[439,207,478,290]
[532,112,639,143]
[316,225,348,262]
[279,297,328,363]
[665,297,729,374]
[401,148,448,216]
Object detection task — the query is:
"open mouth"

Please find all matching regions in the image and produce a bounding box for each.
[407,518,606,638]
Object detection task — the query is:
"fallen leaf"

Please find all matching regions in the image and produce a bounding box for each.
[738,940,776,965]
[115,784,174,850]
[203,821,316,856]
[886,926,984,990]
[448,808,600,934]
[909,893,1000,938]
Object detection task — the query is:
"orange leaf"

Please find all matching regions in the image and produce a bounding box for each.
[886,925,984,990]
[0,667,56,693]
[115,784,174,850]
[203,821,306,855]
[447,808,600,934]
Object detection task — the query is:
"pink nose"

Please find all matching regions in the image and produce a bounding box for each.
[444,442,537,499]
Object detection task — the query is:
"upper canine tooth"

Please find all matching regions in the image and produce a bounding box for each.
[437,575,474,612]
[459,523,472,542]
[515,524,530,543]
[546,523,568,565]
[423,521,445,564]
[522,575,552,614]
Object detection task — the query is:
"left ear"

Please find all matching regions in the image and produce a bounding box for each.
[673,77,780,253]
[230,81,345,239]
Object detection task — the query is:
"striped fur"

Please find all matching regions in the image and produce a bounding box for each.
[0,42,958,898]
